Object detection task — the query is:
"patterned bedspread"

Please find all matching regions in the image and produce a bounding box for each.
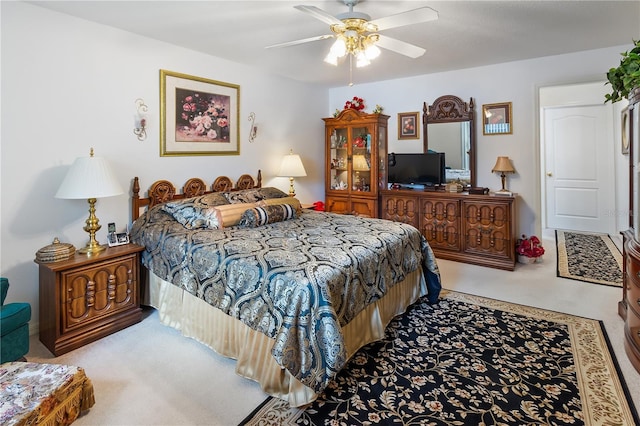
[130,207,441,393]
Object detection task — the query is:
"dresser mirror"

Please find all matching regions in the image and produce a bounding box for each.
[423,95,476,187]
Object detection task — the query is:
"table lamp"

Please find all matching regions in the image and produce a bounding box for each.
[55,148,124,255]
[491,156,515,193]
[352,154,370,190]
[278,149,307,197]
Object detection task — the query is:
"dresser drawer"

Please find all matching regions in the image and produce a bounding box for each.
[626,255,640,288]
[626,280,640,317]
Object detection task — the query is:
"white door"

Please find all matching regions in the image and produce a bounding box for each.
[541,83,615,234]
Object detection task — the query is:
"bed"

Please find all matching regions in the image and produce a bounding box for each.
[129,171,441,407]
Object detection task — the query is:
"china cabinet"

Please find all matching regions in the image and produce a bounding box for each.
[323,110,389,217]
[620,88,640,374]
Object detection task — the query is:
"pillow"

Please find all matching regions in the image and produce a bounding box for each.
[161,202,221,230]
[223,187,288,204]
[212,202,257,227]
[259,197,302,215]
[238,204,297,228]
[159,192,232,229]
[162,201,257,229]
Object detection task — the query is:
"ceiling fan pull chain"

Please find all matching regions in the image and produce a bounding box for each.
[349,55,354,86]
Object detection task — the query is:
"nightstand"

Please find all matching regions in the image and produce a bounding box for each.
[36,243,145,356]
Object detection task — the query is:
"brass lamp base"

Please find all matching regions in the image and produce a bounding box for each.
[288,177,296,197]
[78,198,106,255]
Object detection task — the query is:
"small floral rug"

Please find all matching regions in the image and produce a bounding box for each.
[556,230,623,287]
[239,291,638,426]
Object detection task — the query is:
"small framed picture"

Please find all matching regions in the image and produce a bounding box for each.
[483,102,513,135]
[108,233,130,247]
[398,112,420,140]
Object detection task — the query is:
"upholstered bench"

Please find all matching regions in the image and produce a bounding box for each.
[0,362,95,426]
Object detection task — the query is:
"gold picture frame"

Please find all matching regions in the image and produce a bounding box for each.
[160,69,240,156]
[398,112,420,140]
[482,102,513,135]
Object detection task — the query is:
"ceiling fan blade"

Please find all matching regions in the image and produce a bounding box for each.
[266,34,334,49]
[376,35,426,58]
[294,5,344,27]
[369,7,438,31]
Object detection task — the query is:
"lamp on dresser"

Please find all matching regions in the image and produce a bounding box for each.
[55,148,123,255]
[491,156,516,194]
[278,149,307,197]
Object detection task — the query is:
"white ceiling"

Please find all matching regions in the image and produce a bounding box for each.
[28,0,640,88]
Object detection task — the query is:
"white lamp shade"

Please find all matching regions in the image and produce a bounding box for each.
[55,154,124,199]
[352,155,370,171]
[278,153,307,177]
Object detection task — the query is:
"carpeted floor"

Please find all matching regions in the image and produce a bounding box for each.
[556,230,623,287]
[240,290,639,426]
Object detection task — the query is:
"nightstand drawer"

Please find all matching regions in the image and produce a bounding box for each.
[61,253,138,334]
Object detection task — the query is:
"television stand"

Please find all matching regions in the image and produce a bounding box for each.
[380,188,516,270]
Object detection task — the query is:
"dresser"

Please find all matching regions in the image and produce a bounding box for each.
[36,244,144,356]
[381,189,516,270]
[619,87,640,373]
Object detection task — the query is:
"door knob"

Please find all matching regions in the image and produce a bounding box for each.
[547,172,552,177]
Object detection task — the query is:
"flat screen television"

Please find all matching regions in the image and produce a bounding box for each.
[388,152,446,188]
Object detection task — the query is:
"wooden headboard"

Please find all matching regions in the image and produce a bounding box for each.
[131,170,262,220]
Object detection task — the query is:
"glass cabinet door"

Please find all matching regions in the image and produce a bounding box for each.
[329,127,349,191]
[351,125,372,193]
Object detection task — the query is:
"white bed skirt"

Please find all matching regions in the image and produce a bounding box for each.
[144,268,428,407]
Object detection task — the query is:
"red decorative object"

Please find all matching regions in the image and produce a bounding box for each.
[516,235,545,259]
[313,201,325,211]
[344,97,365,111]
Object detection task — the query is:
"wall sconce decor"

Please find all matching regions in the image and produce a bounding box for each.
[278,149,307,197]
[491,156,516,194]
[133,98,148,141]
[248,112,257,143]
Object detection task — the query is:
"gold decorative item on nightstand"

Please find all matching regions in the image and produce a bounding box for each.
[35,238,75,263]
[55,148,124,255]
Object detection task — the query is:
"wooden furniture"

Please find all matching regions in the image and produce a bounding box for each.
[619,87,640,373]
[423,95,476,187]
[381,189,516,270]
[36,244,144,356]
[323,110,389,218]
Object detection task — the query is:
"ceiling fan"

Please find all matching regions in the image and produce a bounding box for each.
[266,0,439,68]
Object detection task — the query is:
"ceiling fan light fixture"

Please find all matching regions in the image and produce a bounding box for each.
[324,52,339,65]
[356,50,370,67]
[330,37,347,57]
[363,38,381,60]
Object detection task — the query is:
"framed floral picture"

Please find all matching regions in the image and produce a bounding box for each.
[160,69,240,156]
[398,112,420,140]
[482,102,513,135]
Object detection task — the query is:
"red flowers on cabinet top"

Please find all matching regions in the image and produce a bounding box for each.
[344,97,365,111]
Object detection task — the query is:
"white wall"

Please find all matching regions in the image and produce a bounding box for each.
[328,46,630,238]
[1,2,326,330]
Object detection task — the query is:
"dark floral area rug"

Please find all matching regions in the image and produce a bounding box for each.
[556,230,623,287]
[239,291,638,426]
